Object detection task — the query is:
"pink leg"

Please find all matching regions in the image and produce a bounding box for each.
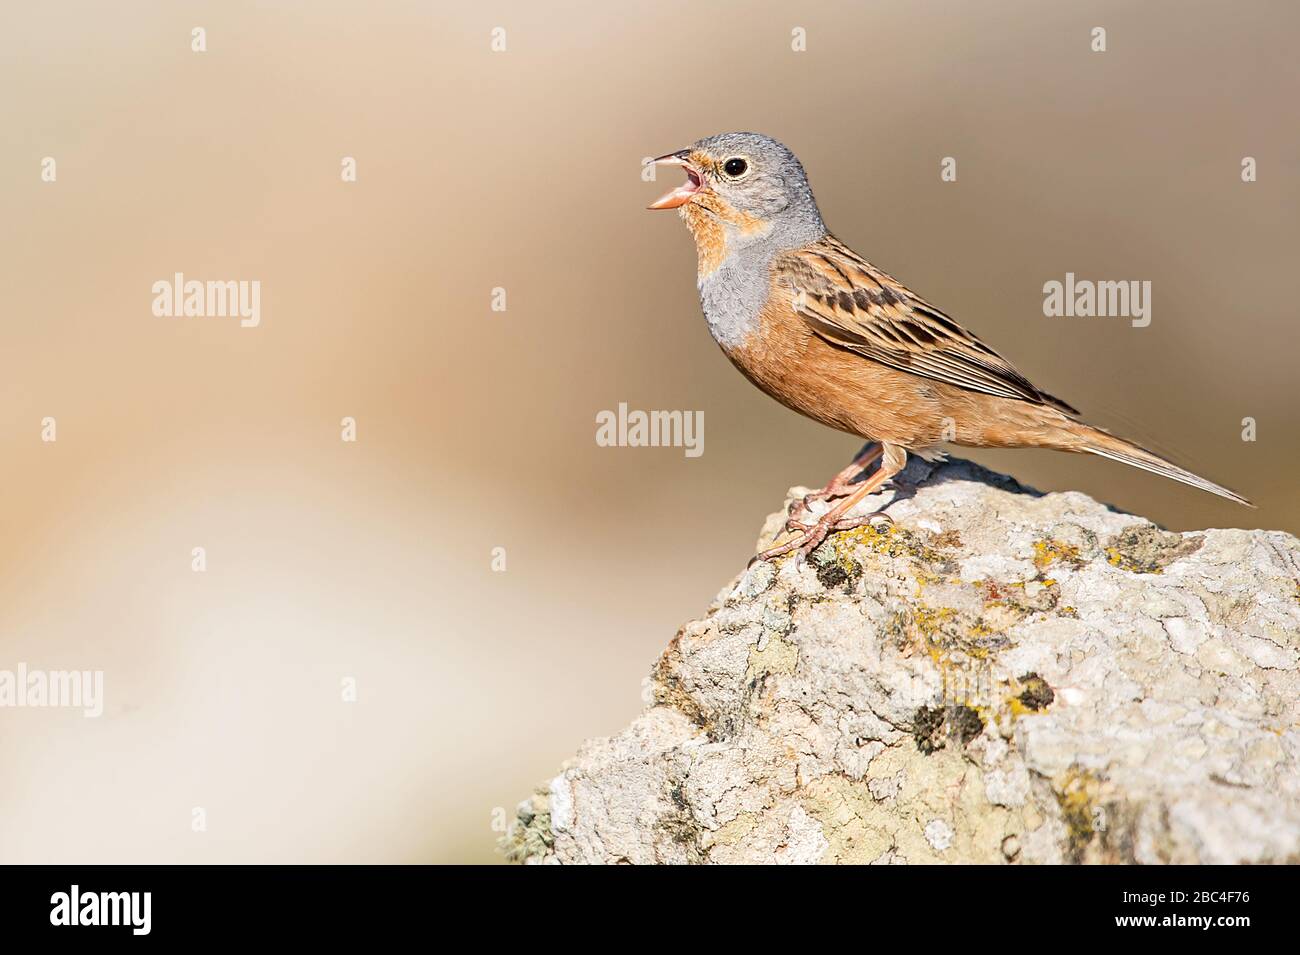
[761,445,908,564]
[785,443,884,532]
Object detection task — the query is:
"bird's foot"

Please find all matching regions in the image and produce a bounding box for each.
[756,505,894,567]
[782,442,886,531]
[784,484,854,533]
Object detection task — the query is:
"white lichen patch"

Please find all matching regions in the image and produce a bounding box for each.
[924,818,954,851]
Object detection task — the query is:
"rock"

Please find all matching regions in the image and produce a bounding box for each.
[504,457,1300,864]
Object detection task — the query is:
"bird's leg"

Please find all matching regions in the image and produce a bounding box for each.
[762,446,907,564]
[785,442,883,531]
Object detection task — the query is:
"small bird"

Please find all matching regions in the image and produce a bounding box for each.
[648,132,1251,562]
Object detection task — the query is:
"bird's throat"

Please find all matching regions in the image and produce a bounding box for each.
[678,203,729,279]
[679,199,771,280]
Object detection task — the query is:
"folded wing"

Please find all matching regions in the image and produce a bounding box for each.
[780,236,1079,415]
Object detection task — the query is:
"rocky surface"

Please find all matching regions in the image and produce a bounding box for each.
[505,457,1300,864]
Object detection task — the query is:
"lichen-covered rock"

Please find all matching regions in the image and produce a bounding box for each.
[505,458,1300,864]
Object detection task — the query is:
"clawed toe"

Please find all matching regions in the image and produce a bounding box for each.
[785,486,851,530]
[761,444,905,567]
[756,524,831,565]
[759,507,893,565]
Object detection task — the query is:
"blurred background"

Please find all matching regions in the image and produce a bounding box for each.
[1,0,1296,863]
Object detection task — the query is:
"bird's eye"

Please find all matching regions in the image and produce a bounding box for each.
[722,157,748,178]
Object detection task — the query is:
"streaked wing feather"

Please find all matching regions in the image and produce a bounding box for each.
[782,237,1079,415]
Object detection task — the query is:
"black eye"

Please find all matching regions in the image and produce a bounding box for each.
[723,157,748,177]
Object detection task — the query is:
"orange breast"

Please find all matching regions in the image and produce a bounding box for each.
[723,277,952,448]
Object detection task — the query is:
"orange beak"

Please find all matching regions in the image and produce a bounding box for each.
[647,151,704,210]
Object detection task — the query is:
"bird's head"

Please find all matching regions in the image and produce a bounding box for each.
[648,132,825,269]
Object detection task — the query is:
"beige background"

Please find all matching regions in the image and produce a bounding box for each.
[1,1,1296,862]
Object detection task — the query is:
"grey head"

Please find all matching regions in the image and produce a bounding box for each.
[650,132,827,251]
[689,132,825,241]
[648,132,828,349]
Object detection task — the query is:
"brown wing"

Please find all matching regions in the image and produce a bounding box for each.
[779,235,1078,415]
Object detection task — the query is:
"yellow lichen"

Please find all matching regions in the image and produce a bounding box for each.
[828,523,942,566]
[1055,767,1103,860]
[1106,546,1164,574]
[1033,539,1080,571]
[1006,695,1032,718]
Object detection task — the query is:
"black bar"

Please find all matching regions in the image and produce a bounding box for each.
[1,864,1284,941]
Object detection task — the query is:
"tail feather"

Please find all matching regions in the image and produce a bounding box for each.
[1076,427,1253,507]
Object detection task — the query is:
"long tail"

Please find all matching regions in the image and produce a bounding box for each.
[1070,424,1253,507]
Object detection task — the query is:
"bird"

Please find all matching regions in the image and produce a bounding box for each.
[647,131,1252,563]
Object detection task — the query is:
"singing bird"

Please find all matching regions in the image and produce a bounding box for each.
[647,132,1251,562]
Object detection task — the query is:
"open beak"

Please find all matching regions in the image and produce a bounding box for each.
[647,150,704,210]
